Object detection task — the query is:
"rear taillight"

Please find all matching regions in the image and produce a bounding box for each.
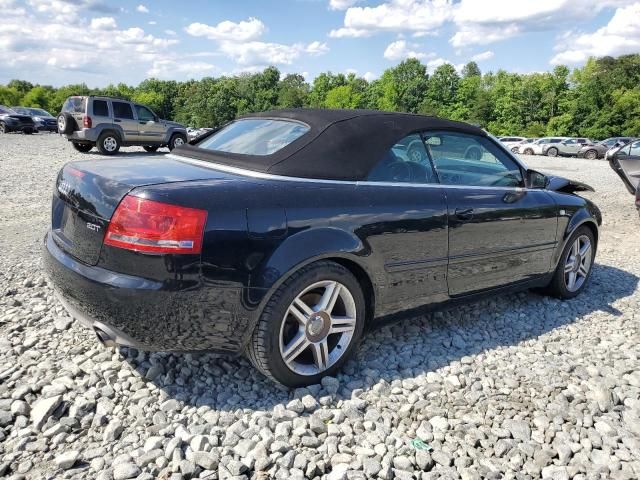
[104,195,207,254]
[83,116,92,128]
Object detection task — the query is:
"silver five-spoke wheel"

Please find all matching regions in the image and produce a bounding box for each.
[279,280,357,376]
[564,234,592,292]
[103,136,118,152]
[173,136,185,147]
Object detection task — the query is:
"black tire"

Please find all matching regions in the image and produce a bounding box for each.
[96,131,121,155]
[523,148,534,155]
[0,122,6,134]
[585,149,598,160]
[511,147,519,153]
[547,147,558,157]
[143,146,159,152]
[23,128,34,135]
[168,133,187,151]
[247,261,366,387]
[57,113,77,135]
[544,226,596,299]
[72,142,93,153]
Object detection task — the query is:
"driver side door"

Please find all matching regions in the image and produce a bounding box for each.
[610,140,640,195]
[423,130,558,296]
[135,104,165,143]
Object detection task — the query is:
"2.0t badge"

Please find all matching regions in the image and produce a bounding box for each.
[86,222,101,232]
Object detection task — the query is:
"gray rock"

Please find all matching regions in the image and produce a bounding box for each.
[192,451,218,470]
[30,395,62,430]
[55,451,79,470]
[103,418,124,442]
[112,462,141,480]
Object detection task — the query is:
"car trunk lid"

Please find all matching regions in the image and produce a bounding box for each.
[51,155,243,265]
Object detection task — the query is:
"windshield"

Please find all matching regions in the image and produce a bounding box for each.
[197,118,309,156]
[29,108,53,117]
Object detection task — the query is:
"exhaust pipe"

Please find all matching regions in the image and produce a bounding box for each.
[94,327,116,348]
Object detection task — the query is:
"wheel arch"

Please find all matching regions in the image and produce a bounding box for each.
[552,211,599,269]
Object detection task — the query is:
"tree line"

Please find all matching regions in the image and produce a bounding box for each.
[1,54,639,139]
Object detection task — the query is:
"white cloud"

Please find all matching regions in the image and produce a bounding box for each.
[90,16,116,30]
[363,71,377,81]
[471,50,494,62]
[451,0,637,47]
[148,59,217,78]
[305,41,329,55]
[383,40,430,61]
[164,29,177,36]
[185,18,266,42]
[551,3,640,64]
[148,20,156,25]
[219,40,328,66]
[329,0,360,10]
[330,0,454,38]
[136,4,149,13]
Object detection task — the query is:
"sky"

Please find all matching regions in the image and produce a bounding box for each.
[2,0,640,87]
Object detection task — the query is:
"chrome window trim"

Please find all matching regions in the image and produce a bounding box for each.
[170,154,530,192]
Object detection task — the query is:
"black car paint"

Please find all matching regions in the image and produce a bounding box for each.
[44,152,601,353]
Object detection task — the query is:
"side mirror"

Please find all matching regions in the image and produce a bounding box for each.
[527,169,548,189]
[425,136,442,147]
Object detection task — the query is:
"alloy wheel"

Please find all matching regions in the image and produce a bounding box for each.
[57,116,66,131]
[564,235,592,292]
[173,137,185,147]
[585,150,597,160]
[279,280,357,376]
[0,123,5,134]
[103,136,117,152]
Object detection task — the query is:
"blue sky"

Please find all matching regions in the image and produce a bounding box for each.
[2,0,640,87]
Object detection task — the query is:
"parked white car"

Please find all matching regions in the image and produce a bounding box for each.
[510,138,537,154]
[521,137,568,155]
[499,136,527,150]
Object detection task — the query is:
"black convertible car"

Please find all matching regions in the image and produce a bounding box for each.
[44,109,601,386]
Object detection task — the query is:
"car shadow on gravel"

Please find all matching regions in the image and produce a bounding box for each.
[120,263,637,411]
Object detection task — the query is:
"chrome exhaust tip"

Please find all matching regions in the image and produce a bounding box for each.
[94,327,116,348]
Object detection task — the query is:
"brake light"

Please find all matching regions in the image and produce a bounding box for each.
[104,195,207,254]
[83,116,92,128]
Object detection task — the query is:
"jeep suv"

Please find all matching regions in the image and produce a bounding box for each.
[57,96,188,155]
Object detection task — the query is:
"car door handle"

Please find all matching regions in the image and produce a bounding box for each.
[114,119,121,122]
[455,208,474,221]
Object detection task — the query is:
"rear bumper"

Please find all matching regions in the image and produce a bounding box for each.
[66,129,99,142]
[43,231,248,353]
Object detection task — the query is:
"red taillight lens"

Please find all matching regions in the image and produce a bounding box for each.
[83,116,92,128]
[104,195,207,254]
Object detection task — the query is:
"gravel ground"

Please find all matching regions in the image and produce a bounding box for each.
[1,133,639,480]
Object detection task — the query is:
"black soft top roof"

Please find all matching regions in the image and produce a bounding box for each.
[176,108,486,181]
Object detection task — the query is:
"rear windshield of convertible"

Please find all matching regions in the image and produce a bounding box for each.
[197,119,310,156]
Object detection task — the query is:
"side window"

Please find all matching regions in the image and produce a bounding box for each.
[423,131,523,188]
[135,105,155,122]
[93,100,109,117]
[564,139,576,144]
[630,141,640,157]
[62,97,85,113]
[367,134,438,184]
[112,102,134,120]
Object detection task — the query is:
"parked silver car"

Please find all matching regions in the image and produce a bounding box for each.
[543,138,592,157]
[522,137,568,155]
[57,96,187,155]
[498,136,527,150]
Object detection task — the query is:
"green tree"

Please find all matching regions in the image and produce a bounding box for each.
[278,74,309,108]
[0,86,20,106]
[324,85,361,109]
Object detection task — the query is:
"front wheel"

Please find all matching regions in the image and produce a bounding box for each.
[545,226,595,299]
[523,148,534,155]
[0,122,6,134]
[247,261,365,387]
[547,147,558,157]
[168,133,187,151]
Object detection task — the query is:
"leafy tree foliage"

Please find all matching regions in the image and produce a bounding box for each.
[2,54,639,137]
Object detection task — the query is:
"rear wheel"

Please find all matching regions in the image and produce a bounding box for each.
[72,142,93,153]
[247,261,365,387]
[57,113,77,135]
[545,226,595,299]
[96,132,121,155]
[524,148,533,155]
[0,122,7,134]
[585,149,598,160]
[547,147,558,157]
[168,133,187,151]
[143,145,159,152]
[511,147,519,153]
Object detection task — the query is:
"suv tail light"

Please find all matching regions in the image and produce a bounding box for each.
[104,195,207,254]
[83,116,92,128]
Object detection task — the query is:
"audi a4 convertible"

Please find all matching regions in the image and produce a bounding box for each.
[44,109,601,386]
